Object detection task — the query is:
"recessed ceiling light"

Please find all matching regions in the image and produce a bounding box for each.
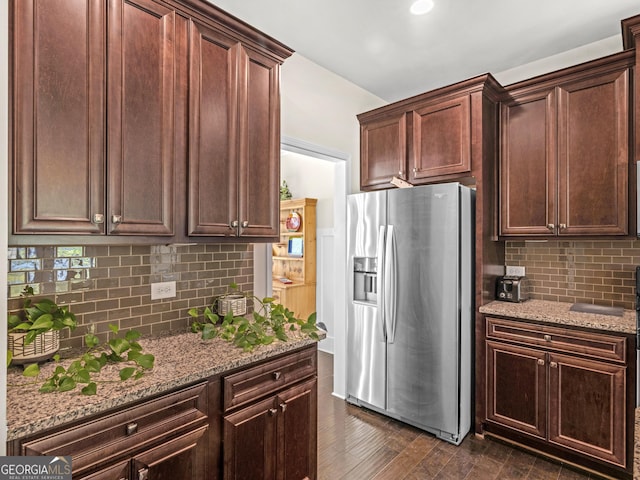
[410,0,434,15]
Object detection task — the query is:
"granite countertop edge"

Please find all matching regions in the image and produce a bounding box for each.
[479,299,635,335]
[6,330,322,442]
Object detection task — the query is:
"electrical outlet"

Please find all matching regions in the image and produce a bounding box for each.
[505,266,526,277]
[151,281,176,300]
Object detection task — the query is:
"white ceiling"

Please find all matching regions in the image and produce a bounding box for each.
[207,0,640,102]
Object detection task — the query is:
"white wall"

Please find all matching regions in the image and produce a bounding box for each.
[1,0,9,454]
[495,35,622,86]
[281,151,335,229]
[280,54,386,195]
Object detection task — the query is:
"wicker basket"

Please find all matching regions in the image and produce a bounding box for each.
[8,330,60,365]
[217,294,247,316]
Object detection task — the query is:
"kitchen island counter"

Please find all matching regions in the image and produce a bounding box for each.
[6,329,321,442]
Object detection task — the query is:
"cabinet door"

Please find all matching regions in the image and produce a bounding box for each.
[107,0,179,235]
[486,341,547,439]
[548,353,626,468]
[12,0,106,234]
[360,114,407,190]
[410,95,471,182]
[277,378,317,480]
[77,461,130,480]
[187,20,240,236]
[237,46,281,238]
[223,397,278,480]
[557,69,629,235]
[500,90,557,235]
[133,425,209,480]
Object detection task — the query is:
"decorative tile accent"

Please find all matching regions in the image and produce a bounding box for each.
[7,244,254,349]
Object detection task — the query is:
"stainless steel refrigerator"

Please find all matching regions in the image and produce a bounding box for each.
[346,182,474,445]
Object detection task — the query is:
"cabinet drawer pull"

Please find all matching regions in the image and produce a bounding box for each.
[92,213,104,224]
[280,403,287,412]
[138,467,149,480]
[111,214,122,224]
[230,220,239,228]
[547,223,555,230]
[269,408,278,416]
[241,220,249,228]
[550,361,558,368]
[126,422,138,436]
[273,371,282,380]
[544,334,552,342]
[537,359,545,366]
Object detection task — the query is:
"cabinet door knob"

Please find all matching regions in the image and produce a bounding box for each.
[269,408,278,416]
[126,422,138,435]
[241,220,249,228]
[92,213,104,224]
[537,359,545,366]
[550,361,558,368]
[272,371,281,380]
[412,167,417,173]
[547,224,555,230]
[111,214,122,224]
[559,223,566,229]
[398,171,403,176]
[230,220,239,228]
[543,334,552,342]
[280,403,287,412]
[138,468,149,480]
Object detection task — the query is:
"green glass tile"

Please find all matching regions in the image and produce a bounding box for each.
[7,272,25,285]
[57,246,83,257]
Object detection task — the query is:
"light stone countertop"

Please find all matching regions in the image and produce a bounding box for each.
[6,329,320,442]
[481,299,638,478]
[479,299,635,335]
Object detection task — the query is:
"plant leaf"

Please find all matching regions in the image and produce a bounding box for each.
[74,369,91,383]
[22,363,40,377]
[58,377,76,392]
[109,324,120,334]
[29,314,53,330]
[125,330,141,342]
[119,367,136,381]
[81,383,97,395]
[85,358,102,373]
[85,333,100,348]
[6,350,12,367]
[109,338,130,356]
[135,354,155,369]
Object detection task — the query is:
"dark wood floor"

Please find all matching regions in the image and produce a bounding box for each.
[317,351,595,480]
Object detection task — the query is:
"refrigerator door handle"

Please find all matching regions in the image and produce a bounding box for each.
[385,225,397,343]
[377,225,387,342]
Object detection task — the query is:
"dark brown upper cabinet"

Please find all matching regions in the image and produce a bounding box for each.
[358,75,498,191]
[188,20,282,238]
[10,0,292,244]
[12,0,183,237]
[500,52,633,237]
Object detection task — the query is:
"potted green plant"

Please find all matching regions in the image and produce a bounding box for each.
[188,283,318,351]
[7,286,77,366]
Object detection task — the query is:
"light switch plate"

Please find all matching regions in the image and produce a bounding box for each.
[506,266,526,277]
[151,281,176,300]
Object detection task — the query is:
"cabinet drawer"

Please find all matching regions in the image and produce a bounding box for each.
[21,382,208,477]
[223,347,316,411]
[486,317,626,363]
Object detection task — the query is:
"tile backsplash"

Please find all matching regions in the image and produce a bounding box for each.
[7,244,253,349]
[505,239,640,309]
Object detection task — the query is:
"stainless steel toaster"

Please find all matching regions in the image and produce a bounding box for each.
[496,276,528,302]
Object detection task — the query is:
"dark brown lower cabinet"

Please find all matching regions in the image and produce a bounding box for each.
[223,378,317,480]
[222,346,318,480]
[7,345,319,480]
[484,317,631,478]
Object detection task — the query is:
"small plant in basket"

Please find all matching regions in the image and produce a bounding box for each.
[7,286,77,366]
[188,282,318,351]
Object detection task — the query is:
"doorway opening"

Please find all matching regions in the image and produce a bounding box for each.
[253,136,348,356]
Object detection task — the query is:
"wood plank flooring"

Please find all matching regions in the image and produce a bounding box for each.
[317,351,595,480]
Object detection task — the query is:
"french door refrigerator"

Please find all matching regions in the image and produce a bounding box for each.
[346,182,474,445]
